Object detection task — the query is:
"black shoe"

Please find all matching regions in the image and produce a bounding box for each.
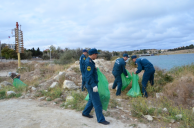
[99,121,110,125]
[82,113,93,118]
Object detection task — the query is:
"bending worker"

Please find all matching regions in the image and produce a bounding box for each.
[112,53,129,96]
[8,72,20,80]
[82,48,110,125]
[131,55,155,98]
[79,49,88,91]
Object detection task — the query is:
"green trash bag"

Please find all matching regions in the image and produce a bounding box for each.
[13,78,27,88]
[121,70,132,91]
[85,68,110,111]
[127,72,142,97]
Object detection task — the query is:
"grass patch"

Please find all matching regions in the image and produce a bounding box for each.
[65,92,87,111]
[130,97,194,127]
[40,87,62,100]
[109,99,121,108]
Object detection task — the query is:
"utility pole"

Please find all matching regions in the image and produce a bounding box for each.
[13,22,24,69]
[0,40,1,61]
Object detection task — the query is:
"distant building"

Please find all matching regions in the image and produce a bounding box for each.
[6,44,15,50]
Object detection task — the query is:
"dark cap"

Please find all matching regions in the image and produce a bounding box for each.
[123,53,128,58]
[131,55,137,59]
[83,49,88,52]
[88,48,100,55]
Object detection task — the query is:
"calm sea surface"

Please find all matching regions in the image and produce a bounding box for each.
[140,53,194,70]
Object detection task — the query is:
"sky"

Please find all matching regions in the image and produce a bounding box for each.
[0,0,194,51]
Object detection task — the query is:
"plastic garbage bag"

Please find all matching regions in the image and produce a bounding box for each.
[127,72,142,97]
[121,70,132,91]
[13,78,27,88]
[85,68,110,111]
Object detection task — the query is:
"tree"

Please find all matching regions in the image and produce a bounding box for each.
[1,46,17,59]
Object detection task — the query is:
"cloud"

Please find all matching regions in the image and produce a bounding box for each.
[0,0,194,51]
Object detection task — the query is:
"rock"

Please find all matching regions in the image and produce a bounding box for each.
[192,107,194,113]
[50,82,59,88]
[7,91,16,96]
[144,115,153,121]
[54,98,62,103]
[54,72,66,81]
[156,93,164,99]
[163,108,168,112]
[33,75,39,80]
[116,106,123,110]
[108,83,113,89]
[71,77,76,81]
[39,97,46,101]
[0,81,13,87]
[28,86,32,89]
[176,114,182,119]
[170,119,175,123]
[19,95,25,99]
[68,105,72,108]
[78,83,82,86]
[75,61,79,64]
[61,94,67,101]
[31,87,37,91]
[66,96,74,102]
[46,97,51,101]
[45,90,48,92]
[121,115,125,119]
[67,68,72,72]
[63,80,79,89]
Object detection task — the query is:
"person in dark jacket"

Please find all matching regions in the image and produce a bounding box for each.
[112,54,129,96]
[131,55,155,98]
[8,72,20,80]
[82,48,110,125]
[79,49,88,91]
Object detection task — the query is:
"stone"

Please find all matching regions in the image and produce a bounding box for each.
[0,81,13,87]
[78,83,82,86]
[144,115,153,121]
[156,93,164,99]
[33,75,39,80]
[63,80,79,89]
[19,95,25,99]
[71,77,76,81]
[54,72,66,81]
[192,107,194,113]
[108,83,113,89]
[170,119,175,123]
[31,87,37,91]
[39,97,46,101]
[54,98,62,103]
[50,82,59,88]
[61,94,67,101]
[163,108,168,112]
[116,106,123,110]
[46,97,51,101]
[66,96,74,102]
[7,91,16,96]
[176,114,182,119]
[75,61,79,64]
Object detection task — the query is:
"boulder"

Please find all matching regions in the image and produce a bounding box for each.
[0,81,13,88]
[54,72,66,81]
[156,93,164,99]
[7,91,16,96]
[50,82,59,88]
[63,80,79,89]
[163,108,168,112]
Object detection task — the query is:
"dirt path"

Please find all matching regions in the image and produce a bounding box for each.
[0,99,150,128]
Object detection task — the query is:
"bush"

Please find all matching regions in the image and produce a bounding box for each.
[42,54,50,60]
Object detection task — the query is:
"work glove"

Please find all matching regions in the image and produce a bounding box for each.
[93,86,98,92]
[126,76,128,78]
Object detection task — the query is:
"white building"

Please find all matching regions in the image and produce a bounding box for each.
[6,44,15,50]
